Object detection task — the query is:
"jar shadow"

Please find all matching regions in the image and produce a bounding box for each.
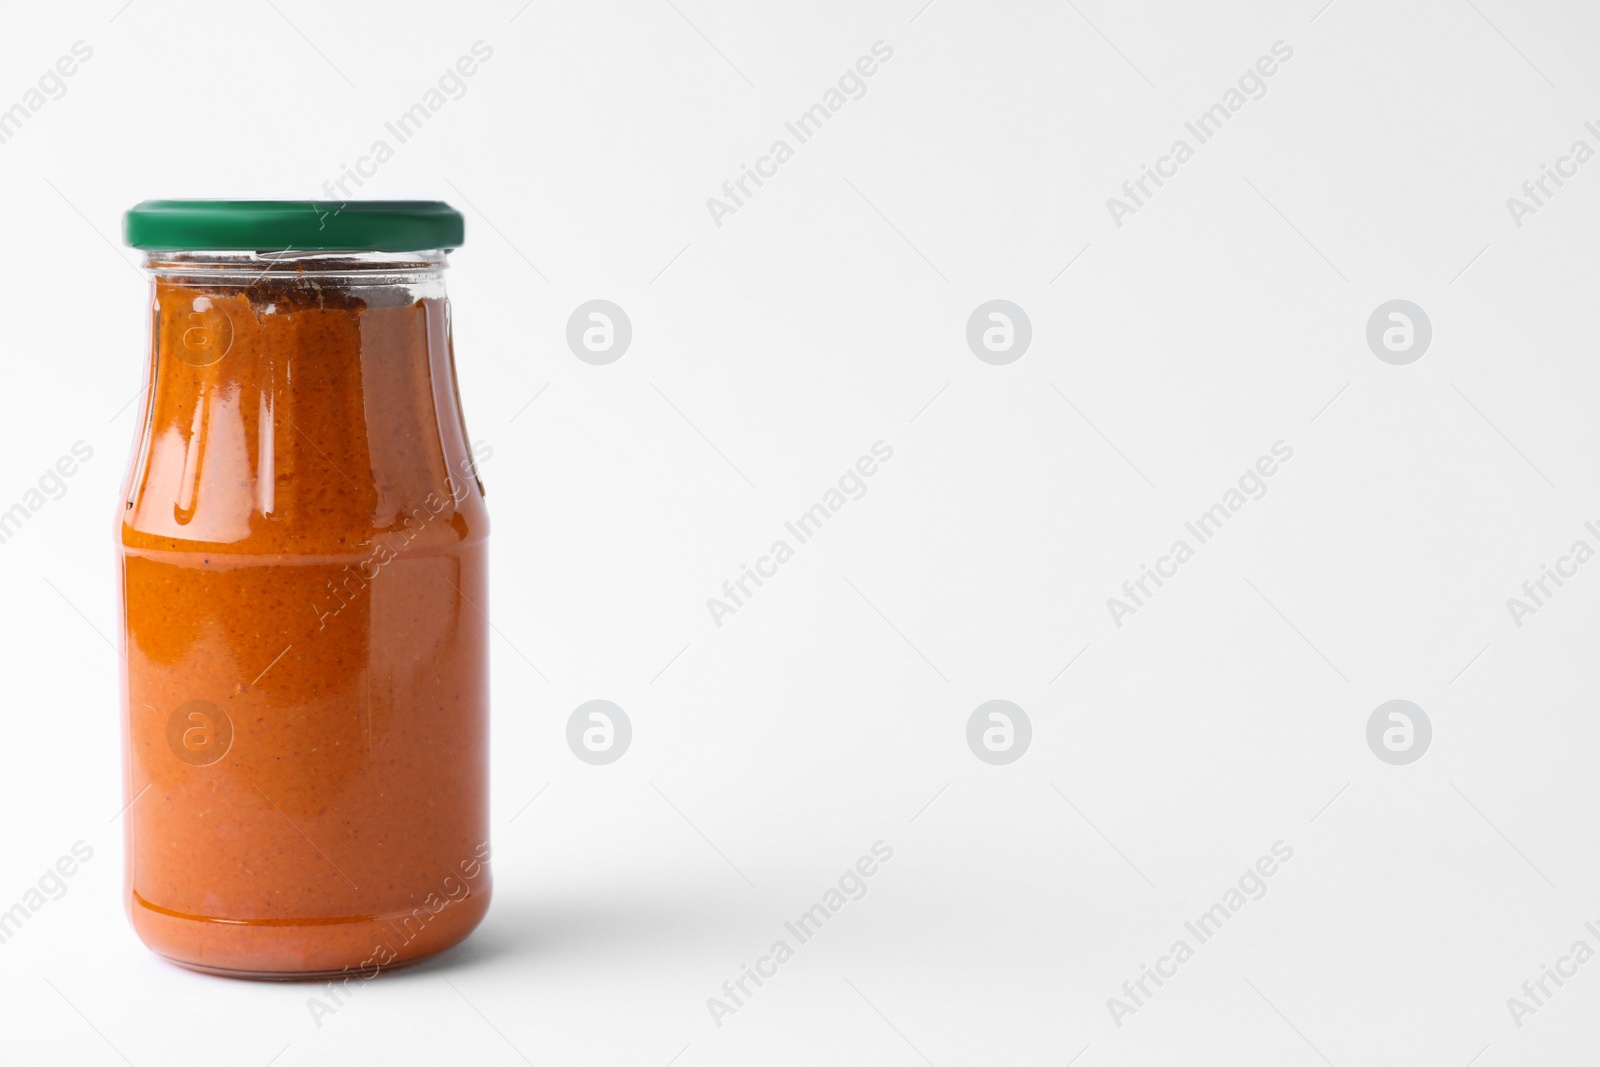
[405,885,744,977]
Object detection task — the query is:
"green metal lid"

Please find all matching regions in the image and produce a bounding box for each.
[124,200,464,252]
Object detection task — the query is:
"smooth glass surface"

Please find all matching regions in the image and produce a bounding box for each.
[117,252,491,978]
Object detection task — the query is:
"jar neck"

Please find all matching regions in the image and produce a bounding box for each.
[144,249,448,288]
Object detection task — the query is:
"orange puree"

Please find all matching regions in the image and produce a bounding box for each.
[118,256,490,978]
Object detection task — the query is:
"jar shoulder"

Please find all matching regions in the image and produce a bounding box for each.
[120,491,488,557]
[120,285,486,557]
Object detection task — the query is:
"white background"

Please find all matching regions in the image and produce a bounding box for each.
[1,0,1597,1063]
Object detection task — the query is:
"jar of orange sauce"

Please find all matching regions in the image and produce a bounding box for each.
[118,201,491,978]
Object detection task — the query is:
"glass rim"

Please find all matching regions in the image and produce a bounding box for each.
[142,248,449,283]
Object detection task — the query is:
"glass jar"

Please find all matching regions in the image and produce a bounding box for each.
[118,201,491,978]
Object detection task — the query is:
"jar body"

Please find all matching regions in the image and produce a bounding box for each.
[117,252,490,978]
